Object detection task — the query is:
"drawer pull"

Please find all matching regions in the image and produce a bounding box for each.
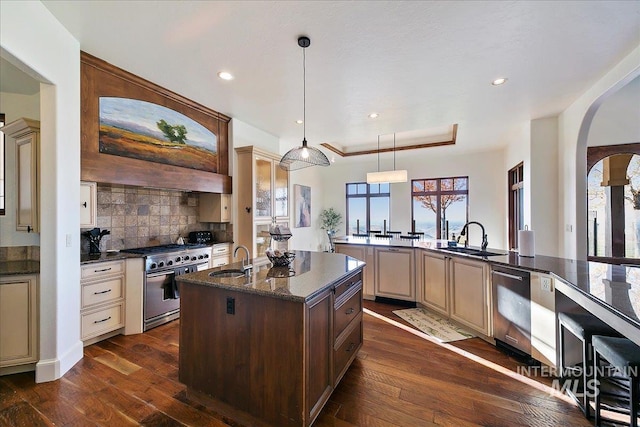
[346,342,356,352]
[94,316,112,324]
[387,248,400,252]
[94,289,112,295]
[94,267,112,273]
[345,307,355,315]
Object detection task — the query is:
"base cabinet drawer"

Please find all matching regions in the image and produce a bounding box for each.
[81,260,125,281]
[334,288,362,340]
[81,303,124,340]
[82,277,124,308]
[334,271,362,300]
[334,319,362,385]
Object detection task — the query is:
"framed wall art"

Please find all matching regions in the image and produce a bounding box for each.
[294,184,311,228]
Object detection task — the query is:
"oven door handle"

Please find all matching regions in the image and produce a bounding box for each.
[147,271,175,279]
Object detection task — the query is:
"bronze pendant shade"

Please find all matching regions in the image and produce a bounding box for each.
[279,36,330,171]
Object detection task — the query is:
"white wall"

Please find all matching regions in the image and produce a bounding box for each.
[559,45,640,259]
[0,91,40,247]
[321,147,507,250]
[1,1,82,382]
[587,75,640,147]
[530,117,560,256]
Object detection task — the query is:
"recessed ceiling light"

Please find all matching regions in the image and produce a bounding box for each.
[492,78,508,86]
[296,119,303,124]
[218,71,234,81]
[368,113,379,119]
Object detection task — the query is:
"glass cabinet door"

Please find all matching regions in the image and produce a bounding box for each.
[274,166,289,218]
[255,223,271,259]
[255,158,272,218]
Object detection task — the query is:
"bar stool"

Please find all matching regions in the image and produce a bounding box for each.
[592,336,639,427]
[558,312,620,418]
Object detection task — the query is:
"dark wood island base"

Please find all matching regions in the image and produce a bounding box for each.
[177,252,365,427]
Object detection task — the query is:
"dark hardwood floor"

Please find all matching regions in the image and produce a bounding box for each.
[0,300,591,427]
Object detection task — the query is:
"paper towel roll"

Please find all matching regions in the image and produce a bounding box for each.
[518,229,535,257]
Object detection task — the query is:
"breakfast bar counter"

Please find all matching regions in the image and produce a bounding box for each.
[333,236,640,346]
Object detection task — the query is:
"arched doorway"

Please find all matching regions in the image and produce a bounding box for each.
[587,146,640,263]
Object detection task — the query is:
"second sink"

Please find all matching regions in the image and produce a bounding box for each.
[443,247,506,257]
[209,269,246,279]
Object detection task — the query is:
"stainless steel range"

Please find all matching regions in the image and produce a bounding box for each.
[122,244,210,331]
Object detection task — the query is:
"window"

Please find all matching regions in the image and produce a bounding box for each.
[508,163,524,249]
[345,182,390,234]
[0,113,4,216]
[412,177,468,240]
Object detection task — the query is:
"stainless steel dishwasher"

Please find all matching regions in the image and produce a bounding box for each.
[491,265,532,356]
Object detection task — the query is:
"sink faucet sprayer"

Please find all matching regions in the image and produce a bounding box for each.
[233,245,253,274]
[457,221,488,251]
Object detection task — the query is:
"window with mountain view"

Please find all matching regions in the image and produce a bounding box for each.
[345,182,390,235]
[412,177,468,240]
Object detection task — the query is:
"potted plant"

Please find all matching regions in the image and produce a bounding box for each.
[319,208,342,252]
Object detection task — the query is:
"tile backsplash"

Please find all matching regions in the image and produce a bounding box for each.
[83,184,229,252]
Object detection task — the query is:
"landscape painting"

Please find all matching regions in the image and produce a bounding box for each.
[99,97,218,173]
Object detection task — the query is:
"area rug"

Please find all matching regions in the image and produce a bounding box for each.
[392,307,475,342]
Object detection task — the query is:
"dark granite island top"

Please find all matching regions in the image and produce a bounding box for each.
[177,250,365,302]
[176,250,365,427]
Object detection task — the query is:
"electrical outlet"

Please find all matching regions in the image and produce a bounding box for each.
[541,277,552,292]
[226,297,235,315]
[66,234,72,247]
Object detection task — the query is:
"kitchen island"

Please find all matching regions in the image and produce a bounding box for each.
[176,250,365,427]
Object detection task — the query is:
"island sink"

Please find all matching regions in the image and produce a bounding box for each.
[208,269,246,278]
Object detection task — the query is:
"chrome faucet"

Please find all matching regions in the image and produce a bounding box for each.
[458,221,488,251]
[233,245,253,274]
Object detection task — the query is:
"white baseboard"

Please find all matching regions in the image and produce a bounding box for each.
[35,339,83,383]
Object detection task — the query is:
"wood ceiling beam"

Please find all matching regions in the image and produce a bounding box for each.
[321,124,457,157]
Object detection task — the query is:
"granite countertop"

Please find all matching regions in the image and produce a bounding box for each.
[0,260,40,276]
[81,251,142,264]
[176,250,365,302]
[335,236,640,344]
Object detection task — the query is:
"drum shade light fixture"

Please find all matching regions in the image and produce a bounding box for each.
[366,133,408,184]
[280,36,330,171]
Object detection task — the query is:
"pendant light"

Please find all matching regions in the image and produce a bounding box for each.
[366,133,408,184]
[279,36,330,171]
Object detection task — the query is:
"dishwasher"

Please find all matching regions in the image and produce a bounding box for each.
[491,265,532,357]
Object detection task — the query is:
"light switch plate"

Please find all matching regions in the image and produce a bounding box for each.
[541,277,552,292]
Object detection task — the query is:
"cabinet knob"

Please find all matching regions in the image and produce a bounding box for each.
[82,202,87,208]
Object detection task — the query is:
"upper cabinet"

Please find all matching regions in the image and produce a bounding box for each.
[3,118,40,233]
[199,193,232,223]
[80,181,97,228]
[235,146,289,258]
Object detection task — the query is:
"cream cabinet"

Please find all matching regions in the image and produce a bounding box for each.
[417,251,491,336]
[80,181,97,228]
[449,256,491,336]
[3,118,40,233]
[374,247,415,301]
[0,274,38,373]
[80,260,126,344]
[199,193,232,223]
[335,244,375,299]
[209,243,231,268]
[417,250,449,317]
[235,146,289,259]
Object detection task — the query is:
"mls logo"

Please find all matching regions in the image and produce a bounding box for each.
[551,378,599,398]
